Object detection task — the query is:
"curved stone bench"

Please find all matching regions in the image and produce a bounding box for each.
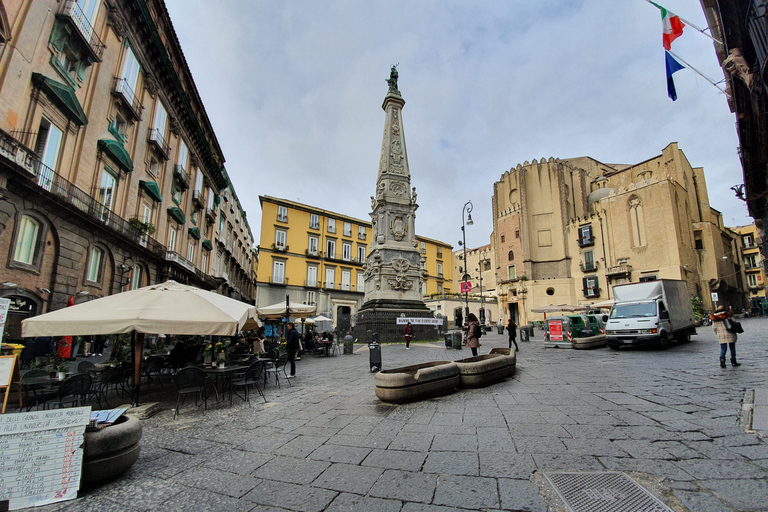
[488,348,517,377]
[82,414,142,486]
[375,361,459,403]
[454,354,511,388]
[573,334,606,350]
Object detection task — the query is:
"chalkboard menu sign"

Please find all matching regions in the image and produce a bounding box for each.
[0,407,90,510]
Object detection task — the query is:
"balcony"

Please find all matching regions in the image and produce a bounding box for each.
[305,280,319,288]
[580,261,598,273]
[58,0,105,61]
[270,276,288,285]
[0,130,167,256]
[205,207,217,221]
[277,214,288,223]
[272,242,288,252]
[192,189,205,208]
[305,249,320,259]
[112,77,142,120]
[173,164,190,189]
[606,264,632,278]
[165,251,195,273]
[147,128,171,160]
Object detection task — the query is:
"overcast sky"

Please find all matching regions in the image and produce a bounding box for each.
[164,0,750,251]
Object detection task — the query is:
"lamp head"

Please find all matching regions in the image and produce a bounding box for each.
[466,214,473,226]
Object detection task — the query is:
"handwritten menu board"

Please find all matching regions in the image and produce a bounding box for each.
[0,407,90,510]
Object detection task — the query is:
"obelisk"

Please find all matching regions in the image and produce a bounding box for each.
[357,66,435,343]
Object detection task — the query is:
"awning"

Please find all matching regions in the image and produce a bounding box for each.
[31,73,88,126]
[188,227,200,240]
[167,206,185,224]
[139,180,162,202]
[98,139,133,173]
[202,239,213,251]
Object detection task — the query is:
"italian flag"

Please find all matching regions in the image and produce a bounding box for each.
[653,2,685,50]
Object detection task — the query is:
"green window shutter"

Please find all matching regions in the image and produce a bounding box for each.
[582,277,588,296]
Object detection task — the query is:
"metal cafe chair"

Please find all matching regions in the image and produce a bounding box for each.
[173,367,208,420]
[45,373,92,409]
[265,351,292,388]
[230,360,267,406]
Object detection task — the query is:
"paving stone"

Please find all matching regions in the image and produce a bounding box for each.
[237,433,296,453]
[497,477,549,512]
[476,427,516,452]
[700,478,768,511]
[325,492,402,512]
[131,450,197,479]
[507,423,570,438]
[673,490,733,512]
[401,503,475,512]
[423,451,479,476]
[599,456,696,481]
[198,449,274,475]
[241,479,337,512]
[80,477,184,511]
[675,458,768,479]
[368,469,437,503]
[479,451,536,478]
[253,455,330,484]
[153,488,260,512]
[430,433,477,452]
[278,435,330,458]
[362,449,428,471]
[432,474,499,509]
[612,439,676,459]
[561,438,630,457]
[513,436,567,454]
[389,432,435,452]
[308,443,371,464]
[167,466,261,498]
[312,463,384,494]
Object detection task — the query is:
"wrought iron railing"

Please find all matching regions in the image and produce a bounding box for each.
[60,0,105,61]
[147,128,171,159]
[112,77,142,120]
[173,164,190,189]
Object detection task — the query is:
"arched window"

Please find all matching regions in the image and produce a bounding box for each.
[86,246,105,283]
[508,250,514,261]
[12,215,42,265]
[629,196,646,247]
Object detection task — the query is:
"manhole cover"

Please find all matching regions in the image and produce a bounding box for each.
[544,471,673,512]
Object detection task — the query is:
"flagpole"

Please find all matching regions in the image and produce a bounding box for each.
[644,0,723,45]
[668,50,730,97]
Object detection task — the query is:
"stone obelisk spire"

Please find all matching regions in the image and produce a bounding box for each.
[361,65,429,313]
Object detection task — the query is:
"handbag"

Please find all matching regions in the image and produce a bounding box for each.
[726,319,743,334]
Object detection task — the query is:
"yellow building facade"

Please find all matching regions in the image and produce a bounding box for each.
[256,196,452,332]
[492,143,747,325]
[733,224,766,314]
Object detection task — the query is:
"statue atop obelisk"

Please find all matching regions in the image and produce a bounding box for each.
[357,66,433,342]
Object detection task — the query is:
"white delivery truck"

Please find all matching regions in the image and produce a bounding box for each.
[605,279,696,349]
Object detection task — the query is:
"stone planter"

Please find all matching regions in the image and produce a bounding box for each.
[488,348,517,377]
[572,335,606,350]
[375,361,459,403]
[454,354,511,388]
[82,415,142,486]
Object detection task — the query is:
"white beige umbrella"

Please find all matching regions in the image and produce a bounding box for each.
[311,315,333,322]
[21,280,257,405]
[257,300,316,321]
[22,280,257,337]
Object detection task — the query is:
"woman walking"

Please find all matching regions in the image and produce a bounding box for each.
[710,305,740,368]
[403,322,414,350]
[506,318,519,351]
[467,313,481,356]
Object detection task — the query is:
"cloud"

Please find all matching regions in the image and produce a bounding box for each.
[165,0,751,250]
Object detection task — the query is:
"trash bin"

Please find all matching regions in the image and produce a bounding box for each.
[369,342,381,372]
[444,333,452,348]
[343,336,354,355]
[497,326,504,335]
[519,327,530,342]
[452,331,463,350]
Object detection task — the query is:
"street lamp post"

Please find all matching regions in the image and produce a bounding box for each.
[477,270,484,326]
[460,201,473,343]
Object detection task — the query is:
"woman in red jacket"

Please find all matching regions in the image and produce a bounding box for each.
[403,322,414,350]
[710,305,740,368]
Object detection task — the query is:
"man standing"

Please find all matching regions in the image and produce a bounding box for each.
[286,322,300,378]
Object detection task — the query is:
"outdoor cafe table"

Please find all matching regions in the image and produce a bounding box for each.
[201,365,247,403]
[18,374,74,410]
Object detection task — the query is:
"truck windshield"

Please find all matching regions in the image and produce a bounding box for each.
[610,302,657,319]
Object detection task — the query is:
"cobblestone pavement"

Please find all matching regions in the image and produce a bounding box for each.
[30,317,768,511]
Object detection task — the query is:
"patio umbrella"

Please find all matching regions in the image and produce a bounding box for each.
[311,315,333,322]
[21,280,257,405]
[257,299,316,321]
[590,299,615,309]
[530,304,588,320]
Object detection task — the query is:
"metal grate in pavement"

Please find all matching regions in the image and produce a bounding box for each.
[544,471,674,512]
[752,389,768,431]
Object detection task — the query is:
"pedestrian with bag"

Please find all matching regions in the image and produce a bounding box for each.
[403,322,414,350]
[467,313,481,356]
[506,318,519,351]
[710,305,741,368]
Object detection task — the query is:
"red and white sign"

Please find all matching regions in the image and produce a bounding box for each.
[460,282,472,293]
[548,320,563,342]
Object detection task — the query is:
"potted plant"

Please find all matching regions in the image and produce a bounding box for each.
[128,217,156,239]
[215,355,226,368]
[53,361,70,380]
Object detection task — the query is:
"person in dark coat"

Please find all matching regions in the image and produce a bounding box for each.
[466,313,481,357]
[403,322,414,350]
[506,318,519,351]
[286,322,300,378]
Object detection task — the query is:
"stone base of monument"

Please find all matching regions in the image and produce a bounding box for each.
[454,354,512,388]
[356,303,438,343]
[82,414,142,486]
[374,361,459,403]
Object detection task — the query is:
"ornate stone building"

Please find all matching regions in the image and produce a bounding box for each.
[0,0,254,342]
[492,143,747,325]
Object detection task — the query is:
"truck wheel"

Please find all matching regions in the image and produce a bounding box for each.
[658,333,669,350]
[675,332,690,343]
[608,344,619,350]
